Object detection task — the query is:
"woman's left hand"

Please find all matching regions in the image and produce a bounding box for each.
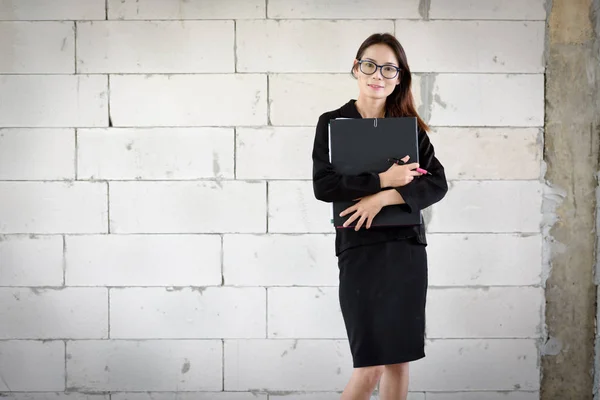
[340,192,385,231]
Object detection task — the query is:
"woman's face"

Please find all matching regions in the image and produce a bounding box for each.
[354,43,401,101]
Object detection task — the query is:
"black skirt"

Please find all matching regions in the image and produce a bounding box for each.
[337,238,428,368]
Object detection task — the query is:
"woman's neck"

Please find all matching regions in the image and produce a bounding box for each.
[355,97,386,118]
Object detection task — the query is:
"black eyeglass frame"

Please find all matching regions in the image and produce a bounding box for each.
[356,59,402,79]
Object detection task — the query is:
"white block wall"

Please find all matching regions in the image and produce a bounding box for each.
[0,0,546,399]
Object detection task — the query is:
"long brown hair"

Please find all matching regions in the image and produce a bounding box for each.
[352,33,429,133]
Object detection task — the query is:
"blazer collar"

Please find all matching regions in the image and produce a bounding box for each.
[339,99,362,119]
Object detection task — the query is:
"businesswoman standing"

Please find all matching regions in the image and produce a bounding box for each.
[312,33,448,400]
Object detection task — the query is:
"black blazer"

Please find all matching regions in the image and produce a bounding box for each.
[312,99,448,255]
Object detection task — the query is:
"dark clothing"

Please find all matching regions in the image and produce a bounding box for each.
[337,238,428,367]
[312,99,448,367]
[311,99,448,256]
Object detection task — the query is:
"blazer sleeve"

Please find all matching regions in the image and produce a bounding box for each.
[312,114,382,203]
[394,129,448,212]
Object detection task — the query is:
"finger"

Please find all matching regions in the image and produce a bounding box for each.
[366,215,374,229]
[343,210,360,228]
[354,214,368,231]
[401,155,410,163]
[408,170,423,176]
[405,162,420,169]
[340,205,356,217]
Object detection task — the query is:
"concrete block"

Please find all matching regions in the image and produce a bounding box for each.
[109,181,266,233]
[0,1,105,20]
[110,74,266,127]
[112,394,266,400]
[429,0,546,20]
[427,181,542,233]
[223,234,338,286]
[402,395,426,400]
[269,74,358,126]
[107,0,265,19]
[268,181,335,233]
[426,287,543,338]
[269,394,424,400]
[428,128,542,180]
[268,0,420,19]
[0,288,108,339]
[426,392,539,400]
[110,287,266,339]
[236,127,313,179]
[395,21,544,73]
[0,182,108,234]
[0,75,107,127]
[427,234,543,286]
[0,22,74,73]
[426,74,544,127]
[77,21,233,73]
[236,20,394,72]
[0,341,64,391]
[67,340,221,391]
[268,287,345,339]
[0,395,108,400]
[410,340,539,390]
[65,234,221,286]
[0,235,64,286]
[0,129,75,180]
[258,395,342,400]
[77,128,234,180]
[224,340,352,391]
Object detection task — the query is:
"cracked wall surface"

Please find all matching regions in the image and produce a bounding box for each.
[542,0,600,399]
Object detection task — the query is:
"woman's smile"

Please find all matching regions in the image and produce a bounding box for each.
[367,83,384,90]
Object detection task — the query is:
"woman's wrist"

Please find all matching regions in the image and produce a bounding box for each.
[378,190,392,207]
[378,172,389,188]
[379,189,405,206]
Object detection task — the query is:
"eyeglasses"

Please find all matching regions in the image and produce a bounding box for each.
[357,60,401,79]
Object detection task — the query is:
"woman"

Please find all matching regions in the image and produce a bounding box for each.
[312,33,448,400]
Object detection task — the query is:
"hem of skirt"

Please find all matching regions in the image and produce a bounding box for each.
[352,351,425,368]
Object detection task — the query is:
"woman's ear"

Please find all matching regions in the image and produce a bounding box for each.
[351,59,359,78]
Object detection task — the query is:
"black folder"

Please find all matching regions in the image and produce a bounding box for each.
[329,117,422,228]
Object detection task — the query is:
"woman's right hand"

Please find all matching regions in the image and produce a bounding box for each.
[379,156,422,188]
